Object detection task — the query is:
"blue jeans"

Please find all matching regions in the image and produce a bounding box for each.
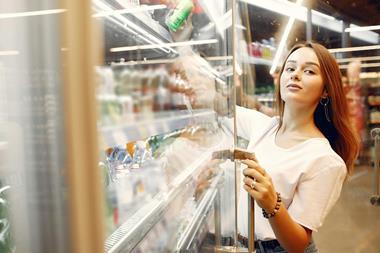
[239,238,319,253]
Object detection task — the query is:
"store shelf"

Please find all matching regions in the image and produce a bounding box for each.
[101,109,217,145]
[97,94,131,102]
[257,97,274,102]
[104,139,225,253]
[175,172,223,251]
[129,11,173,44]
[246,56,272,66]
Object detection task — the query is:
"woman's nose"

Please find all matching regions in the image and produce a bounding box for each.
[290,70,301,81]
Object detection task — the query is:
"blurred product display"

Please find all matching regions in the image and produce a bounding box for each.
[0,0,379,253]
[95,1,236,252]
[0,185,13,253]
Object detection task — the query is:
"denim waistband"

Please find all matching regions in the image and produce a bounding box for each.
[238,234,319,253]
[237,234,281,250]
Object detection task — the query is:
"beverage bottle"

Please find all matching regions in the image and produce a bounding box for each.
[132,141,152,168]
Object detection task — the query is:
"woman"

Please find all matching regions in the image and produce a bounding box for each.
[236,42,359,253]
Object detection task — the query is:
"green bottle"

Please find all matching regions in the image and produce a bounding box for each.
[166,0,194,32]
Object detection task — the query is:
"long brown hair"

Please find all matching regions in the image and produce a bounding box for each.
[275,42,359,175]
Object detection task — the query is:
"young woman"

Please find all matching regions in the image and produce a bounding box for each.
[236,42,359,253]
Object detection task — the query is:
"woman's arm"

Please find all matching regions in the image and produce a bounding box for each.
[242,159,312,253]
[268,203,312,253]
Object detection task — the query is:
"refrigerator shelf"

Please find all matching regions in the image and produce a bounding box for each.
[100,109,217,145]
[104,143,222,253]
[246,56,273,66]
[175,172,223,251]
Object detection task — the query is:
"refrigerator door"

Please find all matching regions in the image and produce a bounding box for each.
[0,1,71,253]
[92,0,239,252]
[0,1,105,253]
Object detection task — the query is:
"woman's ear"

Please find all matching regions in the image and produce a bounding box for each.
[322,89,328,98]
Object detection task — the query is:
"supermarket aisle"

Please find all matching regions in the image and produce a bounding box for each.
[314,165,380,253]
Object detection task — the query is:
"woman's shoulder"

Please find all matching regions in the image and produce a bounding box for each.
[302,141,347,178]
[236,106,279,140]
[236,106,279,129]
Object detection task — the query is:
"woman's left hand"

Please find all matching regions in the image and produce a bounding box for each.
[242,158,278,213]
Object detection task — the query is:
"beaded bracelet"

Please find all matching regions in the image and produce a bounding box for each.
[262,192,282,219]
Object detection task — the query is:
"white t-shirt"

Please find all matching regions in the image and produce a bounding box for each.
[235,106,347,240]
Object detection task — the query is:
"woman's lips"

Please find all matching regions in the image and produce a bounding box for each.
[286,83,302,90]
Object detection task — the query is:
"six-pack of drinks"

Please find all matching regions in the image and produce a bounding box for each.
[104,141,153,182]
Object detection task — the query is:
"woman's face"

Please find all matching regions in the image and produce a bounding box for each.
[280,47,325,108]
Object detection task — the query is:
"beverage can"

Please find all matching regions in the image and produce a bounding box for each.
[166,0,194,32]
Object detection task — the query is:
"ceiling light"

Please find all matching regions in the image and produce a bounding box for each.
[360,72,380,79]
[205,56,233,61]
[0,50,19,56]
[93,0,175,54]
[270,0,304,74]
[241,0,305,21]
[235,25,246,30]
[110,39,218,52]
[311,10,335,21]
[0,9,66,19]
[345,25,380,32]
[339,62,380,69]
[329,45,380,53]
[241,0,378,44]
[93,4,166,18]
[336,56,380,63]
[111,58,176,66]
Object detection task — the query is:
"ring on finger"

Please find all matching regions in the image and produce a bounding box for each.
[250,180,257,190]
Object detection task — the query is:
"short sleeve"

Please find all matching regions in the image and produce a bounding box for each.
[222,106,273,140]
[287,163,347,232]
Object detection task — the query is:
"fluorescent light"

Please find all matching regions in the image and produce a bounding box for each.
[235,24,246,30]
[311,10,335,21]
[241,0,378,44]
[336,56,380,63]
[93,4,166,18]
[345,25,380,32]
[0,9,66,19]
[329,45,380,53]
[0,50,19,56]
[198,1,224,36]
[110,39,218,52]
[111,58,176,66]
[93,0,175,54]
[241,0,305,21]
[235,61,243,75]
[360,72,380,79]
[270,0,304,74]
[205,56,233,61]
[339,62,380,69]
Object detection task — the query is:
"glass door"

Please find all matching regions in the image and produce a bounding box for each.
[91,0,238,252]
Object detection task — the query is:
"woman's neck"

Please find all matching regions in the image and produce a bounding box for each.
[279,105,319,136]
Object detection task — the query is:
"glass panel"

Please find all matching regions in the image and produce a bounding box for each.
[0,1,69,253]
[92,0,236,251]
[236,0,380,252]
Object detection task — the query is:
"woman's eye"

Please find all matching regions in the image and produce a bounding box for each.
[286,67,295,72]
[305,70,315,74]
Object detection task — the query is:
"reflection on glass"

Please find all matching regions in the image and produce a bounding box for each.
[94,0,235,252]
[0,1,69,253]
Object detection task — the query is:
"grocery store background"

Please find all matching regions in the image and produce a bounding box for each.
[0,0,379,253]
